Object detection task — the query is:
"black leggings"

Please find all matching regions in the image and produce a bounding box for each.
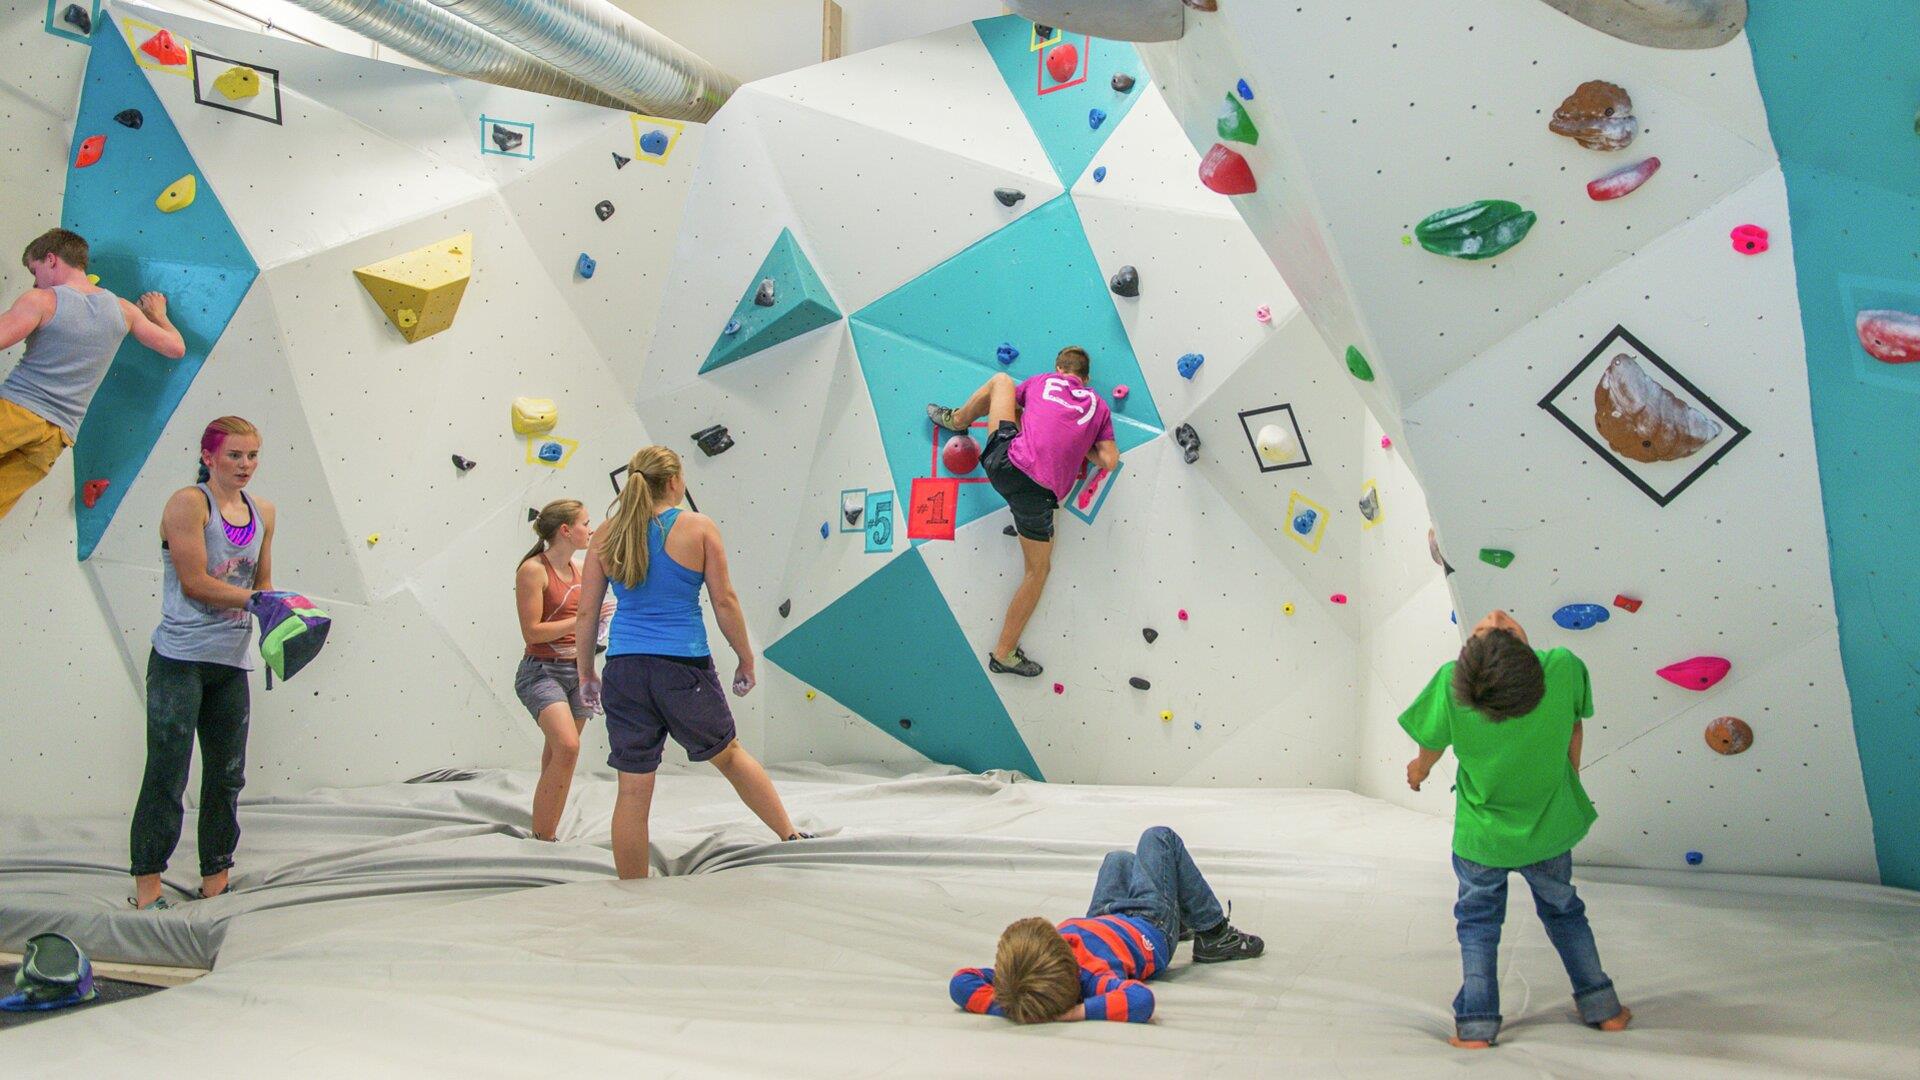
[129,649,250,877]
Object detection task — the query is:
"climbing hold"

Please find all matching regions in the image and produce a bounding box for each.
[1329,593,1349,605]
[74,135,104,169]
[1282,603,1295,616]
[1176,353,1204,379]
[1003,525,1018,537]
[155,174,197,214]
[1856,310,1920,364]
[575,253,596,279]
[1479,548,1515,568]
[994,187,1026,208]
[1414,200,1538,260]
[1587,156,1661,201]
[1183,0,1218,10]
[1236,78,1253,100]
[528,508,539,523]
[1045,42,1079,83]
[61,3,91,34]
[1054,683,1065,695]
[213,66,262,102]
[753,278,776,307]
[806,690,816,701]
[1704,716,1754,756]
[1129,677,1151,690]
[1594,354,1722,462]
[777,599,792,618]
[366,533,380,546]
[354,233,473,343]
[1255,305,1272,324]
[594,199,615,221]
[1089,108,1108,130]
[1552,603,1611,631]
[942,434,981,475]
[996,342,1019,365]
[692,424,734,457]
[1142,627,1159,643]
[1537,0,1746,49]
[1291,508,1319,536]
[392,307,421,330]
[1345,345,1374,381]
[1685,851,1704,866]
[1174,423,1200,464]
[1092,166,1107,183]
[536,441,564,463]
[1658,656,1733,692]
[820,521,830,539]
[1380,436,1393,450]
[612,152,630,169]
[1613,594,1642,612]
[139,29,189,66]
[1451,612,1458,624]
[490,125,524,153]
[1216,93,1259,144]
[1357,487,1381,523]
[1108,265,1139,298]
[81,478,108,508]
[511,397,557,435]
[1730,223,1769,254]
[1197,143,1256,195]
[1161,710,1173,722]
[1035,24,1055,38]
[639,130,669,156]
[723,319,741,336]
[1112,385,1129,401]
[1111,72,1135,93]
[1549,80,1637,151]
[114,109,143,129]
[451,455,476,472]
[87,274,99,285]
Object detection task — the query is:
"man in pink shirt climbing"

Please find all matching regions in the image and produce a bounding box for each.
[929,346,1119,678]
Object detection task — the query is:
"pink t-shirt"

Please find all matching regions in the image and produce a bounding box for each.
[1008,372,1116,500]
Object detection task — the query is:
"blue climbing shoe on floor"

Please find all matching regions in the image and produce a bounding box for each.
[988,648,1043,677]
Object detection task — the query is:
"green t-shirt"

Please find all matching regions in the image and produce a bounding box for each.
[1398,647,1597,868]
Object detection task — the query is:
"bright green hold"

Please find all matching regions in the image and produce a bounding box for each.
[1345,346,1374,382]
[1216,93,1258,145]
[1414,200,1537,261]
[1479,548,1515,569]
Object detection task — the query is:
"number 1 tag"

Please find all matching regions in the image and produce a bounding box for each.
[907,477,959,540]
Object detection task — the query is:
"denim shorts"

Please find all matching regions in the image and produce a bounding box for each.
[514,656,592,721]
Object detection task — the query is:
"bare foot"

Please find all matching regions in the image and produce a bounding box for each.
[1448,1036,1492,1050]
[1597,1006,1632,1032]
[198,869,231,899]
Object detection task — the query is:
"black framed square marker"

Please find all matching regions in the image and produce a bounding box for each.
[608,463,698,513]
[1237,404,1312,473]
[189,50,284,125]
[1538,325,1749,508]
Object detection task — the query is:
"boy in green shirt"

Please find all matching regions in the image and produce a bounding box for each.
[1400,609,1632,1048]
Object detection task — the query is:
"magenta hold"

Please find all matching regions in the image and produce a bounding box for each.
[1657,655,1731,691]
[1730,224,1769,255]
[1112,384,1129,401]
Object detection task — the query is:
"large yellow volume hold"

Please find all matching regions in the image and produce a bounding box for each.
[155,174,197,213]
[511,397,556,436]
[214,65,261,101]
[352,232,473,343]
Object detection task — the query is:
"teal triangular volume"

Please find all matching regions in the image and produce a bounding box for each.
[764,549,1043,779]
[700,228,842,373]
[850,195,1162,535]
[974,15,1145,187]
[65,14,258,560]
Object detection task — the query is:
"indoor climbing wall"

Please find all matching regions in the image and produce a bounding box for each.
[0,1,700,813]
[1136,1,1890,883]
[636,15,1453,787]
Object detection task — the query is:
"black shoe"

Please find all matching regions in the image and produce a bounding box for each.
[927,404,968,433]
[987,648,1042,677]
[1192,921,1264,963]
[784,831,816,842]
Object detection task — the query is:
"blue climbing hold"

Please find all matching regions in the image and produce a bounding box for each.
[1236,78,1253,100]
[1685,850,1704,866]
[996,342,1020,365]
[1089,108,1107,130]
[723,319,741,336]
[1451,611,1458,624]
[537,441,563,462]
[820,521,829,539]
[1092,166,1107,183]
[1176,352,1204,379]
[575,252,596,279]
[1552,603,1611,631]
[1292,508,1318,536]
[639,129,668,156]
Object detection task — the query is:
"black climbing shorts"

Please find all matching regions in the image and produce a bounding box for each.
[982,421,1058,543]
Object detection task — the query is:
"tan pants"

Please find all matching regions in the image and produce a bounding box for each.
[0,398,72,521]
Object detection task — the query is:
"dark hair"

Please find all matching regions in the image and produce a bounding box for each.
[1055,346,1090,380]
[22,228,88,272]
[1452,629,1545,722]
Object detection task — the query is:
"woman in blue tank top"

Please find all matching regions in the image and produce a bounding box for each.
[575,446,812,879]
[130,417,276,910]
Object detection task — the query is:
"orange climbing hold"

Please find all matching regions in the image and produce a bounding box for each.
[74,135,104,169]
[140,29,189,66]
[1198,143,1256,195]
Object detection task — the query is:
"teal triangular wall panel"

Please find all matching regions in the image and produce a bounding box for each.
[974,14,1145,187]
[764,548,1043,779]
[701,227,842,373]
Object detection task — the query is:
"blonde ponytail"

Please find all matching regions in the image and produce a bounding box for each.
[601,446,682,588]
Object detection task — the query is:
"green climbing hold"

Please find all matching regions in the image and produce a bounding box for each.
[1216,93,1258,145]
[1479,548,1515,569]
[1414,200,1537,261]
[1345,346,1374,382]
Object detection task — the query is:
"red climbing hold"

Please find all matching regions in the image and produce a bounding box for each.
[941,434,981,475]
[1198,143,1256,195]
[1613,594,1642,613]
[1053,683,1064,695]
[1329,593,1348,605]
[1730,224,1769,255]
[1657,656,1730,691]
[82,478,109,508]
[1045,42,1079,83]
[74,135,104,169]
[1177,609,1189,622]
[1856,310,1920,364]
[1586,156,1660,201]
[140,29,189,66]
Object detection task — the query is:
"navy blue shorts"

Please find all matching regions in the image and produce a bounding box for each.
[602,654,737,774]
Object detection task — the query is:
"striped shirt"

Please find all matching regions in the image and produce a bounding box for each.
[949,914,1167,1023]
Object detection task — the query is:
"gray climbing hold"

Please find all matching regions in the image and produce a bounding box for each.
[1129,676,1151,690]
[1142,627,1158,644]
[1108,265,1139,298]
[594,200,614,221]
[1003,525,1018,537]
[490,124,524,153]
[779,599,792,618]
[1535,0,1747,50]
[115,109,143,129]
[1112,73,1136,93]
[527,507,539,522]
[62,3,91,34]
[612,152,631,169]
[451,454,476,472]
[1174,423,1200,464]
[753,278,776,307]
[691,424,733,457]
[1357,488,1380,522]
[994,187,1026,207]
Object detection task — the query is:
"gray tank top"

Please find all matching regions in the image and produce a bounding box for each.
[152,484,261,669]
[0,285,128,439]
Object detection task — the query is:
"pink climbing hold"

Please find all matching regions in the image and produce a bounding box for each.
[1197,143,1256,195]
[1657,656,1731,691]
[1855,310,1920,364]
[941,434,982,474]
[1730,224,1769,255]
[1586,156,1660,201]
[1053,683,1064,695]
[1255,305,1272,324]
[1329,593,1348,605]
[1177,609,1189,622]
[1112,384,1129,401]
[1380,436,1392,450]
[1045,42,1079,83]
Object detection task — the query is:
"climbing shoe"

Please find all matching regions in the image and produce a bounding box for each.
[988,648,1043,677]
[784,831,816,842]
[127,896,172,912]
[1192,920,1264,963]
[927,403,968,433]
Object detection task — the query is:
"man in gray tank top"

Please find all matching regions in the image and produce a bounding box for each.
[0,228,186,521]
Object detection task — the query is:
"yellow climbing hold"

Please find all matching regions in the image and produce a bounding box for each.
[155,174,196,213]
[806,690,817,701]
[1160,710,1173,722]
[213,65,261,101]
[86,274,100,285]
[352,232,472,343]
[511,397,557,436]
[365,533,380,546]
[1283,602,1295,615]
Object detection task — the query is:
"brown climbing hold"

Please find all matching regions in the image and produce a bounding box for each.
[1549,80,1637,151]
[1704,716,1753,755]
[1593,354,1721,462]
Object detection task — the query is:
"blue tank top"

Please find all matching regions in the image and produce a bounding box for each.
[607,508,709,657]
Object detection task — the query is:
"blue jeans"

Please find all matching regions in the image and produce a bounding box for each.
[1452,851,1621,1043]
[1086,826,1226,946]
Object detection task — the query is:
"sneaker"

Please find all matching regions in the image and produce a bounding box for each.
[1192,921,1264,963]
[127,896,172,912]
[987,648,1043,677]
[784,831,816,842]
[927,403,968,433]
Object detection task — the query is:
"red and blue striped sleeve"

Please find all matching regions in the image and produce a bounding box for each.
[950,967,1004,1017]
[1078,969,1155,1023]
